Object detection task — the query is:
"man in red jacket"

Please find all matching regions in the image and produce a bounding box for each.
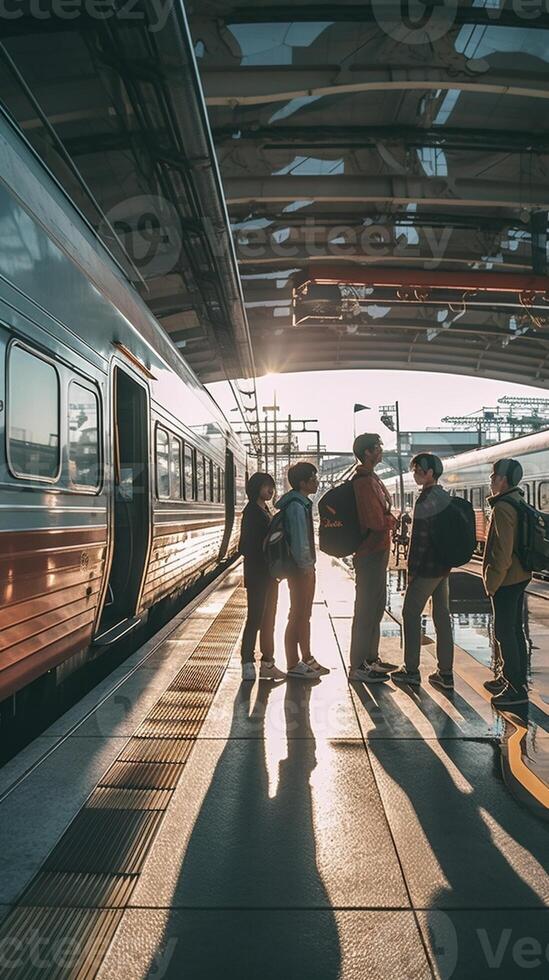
[348,433,397,682]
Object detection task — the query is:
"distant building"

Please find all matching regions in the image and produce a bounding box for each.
[399,430,481,458]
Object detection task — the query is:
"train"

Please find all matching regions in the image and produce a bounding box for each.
[0,108,248,719]
[385,428,549,551]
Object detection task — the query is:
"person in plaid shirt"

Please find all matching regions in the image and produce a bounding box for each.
[391,453,454,690]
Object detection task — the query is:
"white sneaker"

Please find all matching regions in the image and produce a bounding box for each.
[259,661,287,681]
[287,661,322,679]
[241,662,256,682]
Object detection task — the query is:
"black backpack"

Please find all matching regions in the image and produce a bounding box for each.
[318,477,367,557]
[263,508,295,580]
[431,495,477,568]
[498,497,549,573]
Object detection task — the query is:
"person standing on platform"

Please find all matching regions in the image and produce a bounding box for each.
[391,453,455,690]
[239,472,286,682]
[482,458,531,709]
[276,462,329,679]
[348,433,397,683]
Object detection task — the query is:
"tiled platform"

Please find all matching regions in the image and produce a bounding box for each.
[1,558,548,979]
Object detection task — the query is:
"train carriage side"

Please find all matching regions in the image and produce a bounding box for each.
[387,430,549,555]
[0,326,110,704]
[138,398,246,615]
[0,110,245,711]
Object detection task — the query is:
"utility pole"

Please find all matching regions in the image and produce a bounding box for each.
[395,400,405,511]
[380,402,405,510]
[263,395,279,481]
[235,414,322,491]
[287,415,292,474]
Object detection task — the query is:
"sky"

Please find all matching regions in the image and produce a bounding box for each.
[208,370,549,453]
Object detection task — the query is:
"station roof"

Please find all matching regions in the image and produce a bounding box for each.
[186,1,549,387]
[2,3,549,394]
[0,4,258,412]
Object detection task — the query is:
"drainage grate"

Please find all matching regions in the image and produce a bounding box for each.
[44,809,165,876]
[118,738,195,764]
[86,787,173,811]
[158,690,213,707]
[20,871,137,909]
[133,716,204,738]
[168,664,227,691]
[99,760,184,791]
[146,703,211,724]
[0,584,246,979]
[0,906,124,980]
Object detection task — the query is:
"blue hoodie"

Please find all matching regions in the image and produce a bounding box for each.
[276,490,316,571]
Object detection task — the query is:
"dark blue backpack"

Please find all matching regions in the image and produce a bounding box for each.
[432,495,477,567]
[501,497,549,573]
[263,507,295,580]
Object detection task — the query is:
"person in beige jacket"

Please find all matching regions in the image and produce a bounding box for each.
[482,458,531,709]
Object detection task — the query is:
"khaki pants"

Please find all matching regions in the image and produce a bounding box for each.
[285,571,316,669]
[349,549,389,668]
[403,575,454,673]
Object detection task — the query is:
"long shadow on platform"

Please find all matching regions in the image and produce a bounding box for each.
[353,681,549,979]
[157,679,341,980]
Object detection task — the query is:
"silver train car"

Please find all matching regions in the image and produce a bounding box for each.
[0,110,247,709]
[386,429,549,549]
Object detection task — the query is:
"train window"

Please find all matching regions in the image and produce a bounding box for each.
[219,468,225,503]
[471,488,482,509]
[68,381,99,488]
[523,482,531,505]
[539,482,549,511]
[8,345,60,480]
[207,459,213,501]
[197,453,206,500]
[156,427,170,498]
[169,436,183,500]
[184,444,195,500]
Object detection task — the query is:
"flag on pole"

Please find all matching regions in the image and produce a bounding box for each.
[353,403,370,412]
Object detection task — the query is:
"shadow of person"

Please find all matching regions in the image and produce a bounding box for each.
[155,677,341,980]
[351,679,549,979]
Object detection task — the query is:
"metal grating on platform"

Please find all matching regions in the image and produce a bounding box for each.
[0,906,124,980]
[0,585,246,979]
[43,809,165,876]
[98,760,185,791]
[118,738,195,764]
[132,716,205,738]
[21,872,137,910]
[86,787,173,811]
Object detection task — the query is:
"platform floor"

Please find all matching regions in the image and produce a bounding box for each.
[1,558,548,979]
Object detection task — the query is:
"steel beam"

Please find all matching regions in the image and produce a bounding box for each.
[214,125,549,156]
[225,175,549,211]
[203,67,549,107]
[299,266,549,293]
[225,3,549,30]
[235,249,533,274]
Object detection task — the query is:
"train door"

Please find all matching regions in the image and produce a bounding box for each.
[218,447,235,560]
[95,367,150,641]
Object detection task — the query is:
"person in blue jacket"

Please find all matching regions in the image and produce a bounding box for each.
[275,461,330,679]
